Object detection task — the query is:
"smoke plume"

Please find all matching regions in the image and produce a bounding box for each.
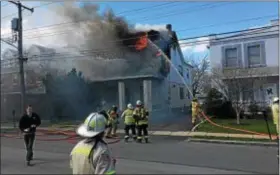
[50,2,163,80]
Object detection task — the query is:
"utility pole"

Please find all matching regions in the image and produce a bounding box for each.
[9,1,34,114]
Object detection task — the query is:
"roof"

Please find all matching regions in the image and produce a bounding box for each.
[1,26,188,81]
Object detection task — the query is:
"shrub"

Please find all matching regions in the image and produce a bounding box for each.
[205,88,235,119]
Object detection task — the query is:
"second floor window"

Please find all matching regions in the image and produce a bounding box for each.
[179,87,184,100]
[248,45,261,67]
[225,48,238,67]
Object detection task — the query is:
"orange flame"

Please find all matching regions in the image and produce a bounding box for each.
[135,33,148,51]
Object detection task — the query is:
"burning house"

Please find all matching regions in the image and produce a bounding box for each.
[1,4,193,123]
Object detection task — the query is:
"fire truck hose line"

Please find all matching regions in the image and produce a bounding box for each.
[0,128,121,144]
[200,111,278,139]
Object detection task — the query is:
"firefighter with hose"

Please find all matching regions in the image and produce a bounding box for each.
[70,112,116,174]
[105,105,119,138]
[133,100,149,143]
[191,98,201,129]
[121,103,137,142]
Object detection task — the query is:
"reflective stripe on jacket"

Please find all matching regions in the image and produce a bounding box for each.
[272,103,279,125]
[70,139,116,174]
[133,107,148,125]
[122,109,135,125]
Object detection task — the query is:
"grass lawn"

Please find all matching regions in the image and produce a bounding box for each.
[197,118,278,135]
[192,136,277,142]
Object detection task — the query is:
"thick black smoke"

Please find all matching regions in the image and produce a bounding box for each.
[55,2,160,53]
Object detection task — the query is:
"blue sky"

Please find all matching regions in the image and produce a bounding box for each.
[1,1,278,59]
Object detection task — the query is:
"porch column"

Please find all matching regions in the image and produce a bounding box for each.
[118,81,125,111]
[143,80,152,111]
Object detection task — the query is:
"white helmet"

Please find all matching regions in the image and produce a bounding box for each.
[136,100,142,105]
[127,103,133,109]
[76,112,107,138]
[273,97,279,103]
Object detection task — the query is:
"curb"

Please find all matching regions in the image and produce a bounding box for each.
[188,138,278,147]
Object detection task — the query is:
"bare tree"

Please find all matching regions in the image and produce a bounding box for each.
[211,67,267,124]
[187,54,210,97]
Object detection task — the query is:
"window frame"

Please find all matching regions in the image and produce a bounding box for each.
[244,41,266,68]
[225,47,238,67]
[221,44,242,68]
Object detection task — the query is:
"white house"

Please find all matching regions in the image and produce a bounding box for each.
[1,24,193,123]
[209,19,279,106]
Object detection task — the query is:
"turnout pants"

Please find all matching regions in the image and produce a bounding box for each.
[124,124,136,140]
[137,124,148,142]
[106,122,118,137]
[24,133,35,162]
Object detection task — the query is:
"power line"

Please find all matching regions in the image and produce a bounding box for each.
[2,11,278,42]
[116,2,178,15]
[0,2,215,37]
[2,27,278,65]
[1,23,278,61]
[179,24,278,42]
[2,13,277,44]
[16,18,280,43]
[130,2,235,22]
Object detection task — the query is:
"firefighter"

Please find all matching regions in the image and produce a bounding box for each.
[271,97,279,158]
[70,112,116,174]
[191,98,201,128]
[272,97,279,134]
[133,100,149,143]
[121,103,136,142]
[105,105,119,138]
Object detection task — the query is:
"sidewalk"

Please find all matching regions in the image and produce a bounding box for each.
[1,126,275,140]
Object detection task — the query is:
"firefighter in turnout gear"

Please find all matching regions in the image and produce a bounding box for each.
[271,97,279,158]
[105,106,119,138]
[121,103,137,142]
[272,97,279,134]
[191,98,201,128]
[133,100,149,143]
[70,112,116,174]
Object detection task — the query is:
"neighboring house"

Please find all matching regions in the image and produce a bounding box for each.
[209,19,279,106]
[1,24,193,123]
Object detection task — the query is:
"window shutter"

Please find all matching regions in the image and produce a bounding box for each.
[221,46,226,68]
[260,41,266,66]
[237,45,242,68]
[243,44,249,68]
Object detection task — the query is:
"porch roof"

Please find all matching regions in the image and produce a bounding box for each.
[91,74,163,82]
[222,66,279,79]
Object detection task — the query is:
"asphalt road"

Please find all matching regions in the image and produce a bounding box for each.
[1,135,278,174]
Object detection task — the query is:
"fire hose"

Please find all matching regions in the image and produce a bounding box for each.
[0,128,121,144]
[200,111,278,139]
[1,121,174,144]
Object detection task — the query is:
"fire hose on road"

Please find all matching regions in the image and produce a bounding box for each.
[0,128,121,144]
